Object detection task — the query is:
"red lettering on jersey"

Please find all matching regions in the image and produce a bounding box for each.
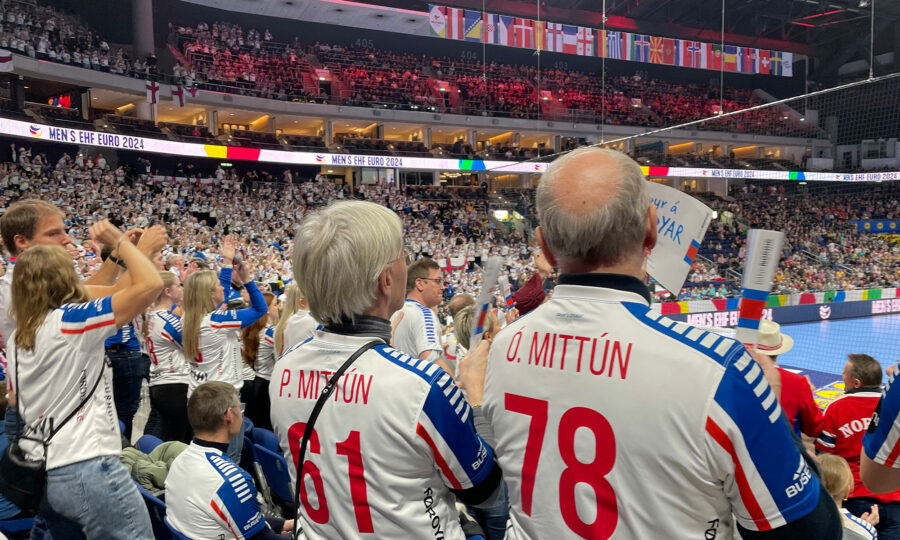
[298,370,319,399]
[557,334,573,370]
[279,369,291,397]
[507,330,523,363]
[574,336,591,371]
[529,332,551,366]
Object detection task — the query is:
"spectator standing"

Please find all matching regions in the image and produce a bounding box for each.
[182,240,267,462]
[147,271,191,443]
[479,148,839,538]
[7,220,163,537]
[270,201,503,538]
[391,258,449,371]
[756,320,824,439]
[240,291,276,430]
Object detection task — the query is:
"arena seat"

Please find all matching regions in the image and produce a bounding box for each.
[164,516,192,540]
[251,427,281,454]
[254,444,294,511]
[136,434,164,454]
[135,482,172,540]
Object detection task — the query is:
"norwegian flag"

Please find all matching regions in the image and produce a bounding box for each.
[170,85,185,107]
[145,80,160,104]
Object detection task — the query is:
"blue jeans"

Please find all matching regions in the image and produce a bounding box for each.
[106,348,144,441]
[42,455,152,538]
[469,481,509,540]
[845,497,900,540]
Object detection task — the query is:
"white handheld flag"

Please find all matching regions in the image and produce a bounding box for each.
[645,183,714,295]
[469,256,503,350]
[734,229,784,348]
[145,80,159,104]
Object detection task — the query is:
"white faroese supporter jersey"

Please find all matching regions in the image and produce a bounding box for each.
[270,331,495,540]
[392,299,442,358]
[254,325,276,380]
[188,311,246,394]
[280,311,319,356]
[166,441,268,539]
[0,265,13,349]
[147,309,189,386]
[483,277,822,539]
[9,297,120,470]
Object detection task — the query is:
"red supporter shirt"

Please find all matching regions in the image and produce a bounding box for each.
[778,368,823,438]
[815,388,900,501]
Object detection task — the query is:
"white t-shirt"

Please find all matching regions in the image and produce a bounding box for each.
[483,278,822,539]
[147,309,188,387]
[0,263,13,350]
[166,441,268,539]
[280,311,319,356]
[254,325,276,380]
[9,297,120,470]
[188,311,246,394]
[392,299,442,359]
[269,332,496,539]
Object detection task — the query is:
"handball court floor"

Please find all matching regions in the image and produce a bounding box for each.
[777,314,900,408]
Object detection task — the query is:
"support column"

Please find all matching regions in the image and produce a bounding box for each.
[132,0,154,60]
[268,116,277,133]
[134,100,156,122]
[433,171,441,186]
[375,123,384,139]
[553,135,562,153]
[423,127,432,148]
[207,110,218,135]
[324,119,334,146]
[467,129,477,148]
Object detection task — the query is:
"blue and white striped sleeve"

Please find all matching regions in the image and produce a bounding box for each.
[412,306,443,358]
[863,366,900,466]
[704,348,821,532]
[161,313,184,346]
[60,297,117,352]
[209,282,267,331]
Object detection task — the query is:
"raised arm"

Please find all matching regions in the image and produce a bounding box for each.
[90,221,165,328]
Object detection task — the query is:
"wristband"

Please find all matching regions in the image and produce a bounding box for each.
[108,255,127,269]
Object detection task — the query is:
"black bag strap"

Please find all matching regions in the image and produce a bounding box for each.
[13,345,107,445]
[292,340,382,539]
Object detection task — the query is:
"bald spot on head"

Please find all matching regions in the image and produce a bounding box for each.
[548,151,623,216]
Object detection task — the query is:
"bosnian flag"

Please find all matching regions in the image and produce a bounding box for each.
[0,49,12,72]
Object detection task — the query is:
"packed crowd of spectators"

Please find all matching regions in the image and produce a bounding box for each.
[0,143,535,300]
[166,19,816,137]
[3,139,899,308]
[0,0,159,77]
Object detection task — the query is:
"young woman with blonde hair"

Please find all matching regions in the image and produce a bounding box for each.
[8,220,164,538]
[147,271,191,443]
[182,241,267,462]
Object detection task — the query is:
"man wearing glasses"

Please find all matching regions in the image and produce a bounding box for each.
[392,258,451,373]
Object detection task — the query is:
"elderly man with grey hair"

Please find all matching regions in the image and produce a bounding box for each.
[474,147,839,539]
[269,200,503,539]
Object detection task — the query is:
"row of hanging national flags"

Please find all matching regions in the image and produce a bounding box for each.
[427,5,793,76]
